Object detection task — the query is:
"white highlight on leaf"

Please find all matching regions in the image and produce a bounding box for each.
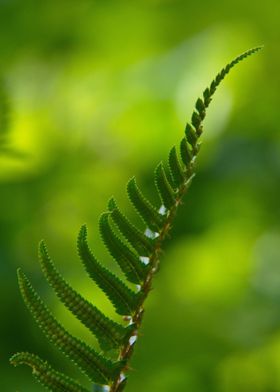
[135,284,141,292]
[187,173,196,184]
[139,256,150,265]
[184,173,196,186]
[129,335,137,345]
[124,316,134,326]
[158,204,167,215]
[145,228,159,239]
[120,373,126,382]
[191,156,197,164]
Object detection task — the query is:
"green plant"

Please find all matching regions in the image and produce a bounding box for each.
[10,47,262,392]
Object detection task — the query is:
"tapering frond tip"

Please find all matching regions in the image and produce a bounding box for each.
[17,268,34,298]
[79,224,88,240]
[77,224,89,250]
[108,197,117,210]
[10,352,47,373]
[202,46,263,109]
[228,46,263,69]
[242,45,263,54]
[38,239,48,258]
[16,268,35,305]
[17,267,26,286]
[10,352,29,368]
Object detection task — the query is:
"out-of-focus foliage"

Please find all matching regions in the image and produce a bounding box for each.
[0,1,279,391]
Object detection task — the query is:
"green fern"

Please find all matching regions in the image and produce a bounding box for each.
[10,46,262,392]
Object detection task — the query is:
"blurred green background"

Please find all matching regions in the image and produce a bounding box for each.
[0,1,279,391]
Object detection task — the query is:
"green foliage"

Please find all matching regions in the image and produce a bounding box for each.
[99,212,148,284]
[39,240,133,351]
[10,47,262,391]
[168,146,185,189]
[127,177,165,231]
[108,197,154,256]
[155,162,176,209]
[10,352,89,392]
[78,224,143,316]
[16,269,123,385]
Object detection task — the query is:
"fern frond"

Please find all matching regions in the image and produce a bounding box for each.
[127,177,164,230]
[99,213,148,284]
[108,198,154,256]
[10,352,89,392]
[17,268,124,384]
[39,241,134,351]
[78,225,142,316]
[11,46,262,392]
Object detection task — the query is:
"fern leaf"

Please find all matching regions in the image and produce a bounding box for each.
[17,269,124,384]
[108,198,154,256]
[127,177,164,231]
[191,111,203,134]
[154,162,176,210]
[78,225,142,316]
[10,352,89,392]
[39,241,134,351]
[99,213,148,284]
[185,122,199,150]
[168,146,185,189]
[180,137,194,167]
[195,98,206,121]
